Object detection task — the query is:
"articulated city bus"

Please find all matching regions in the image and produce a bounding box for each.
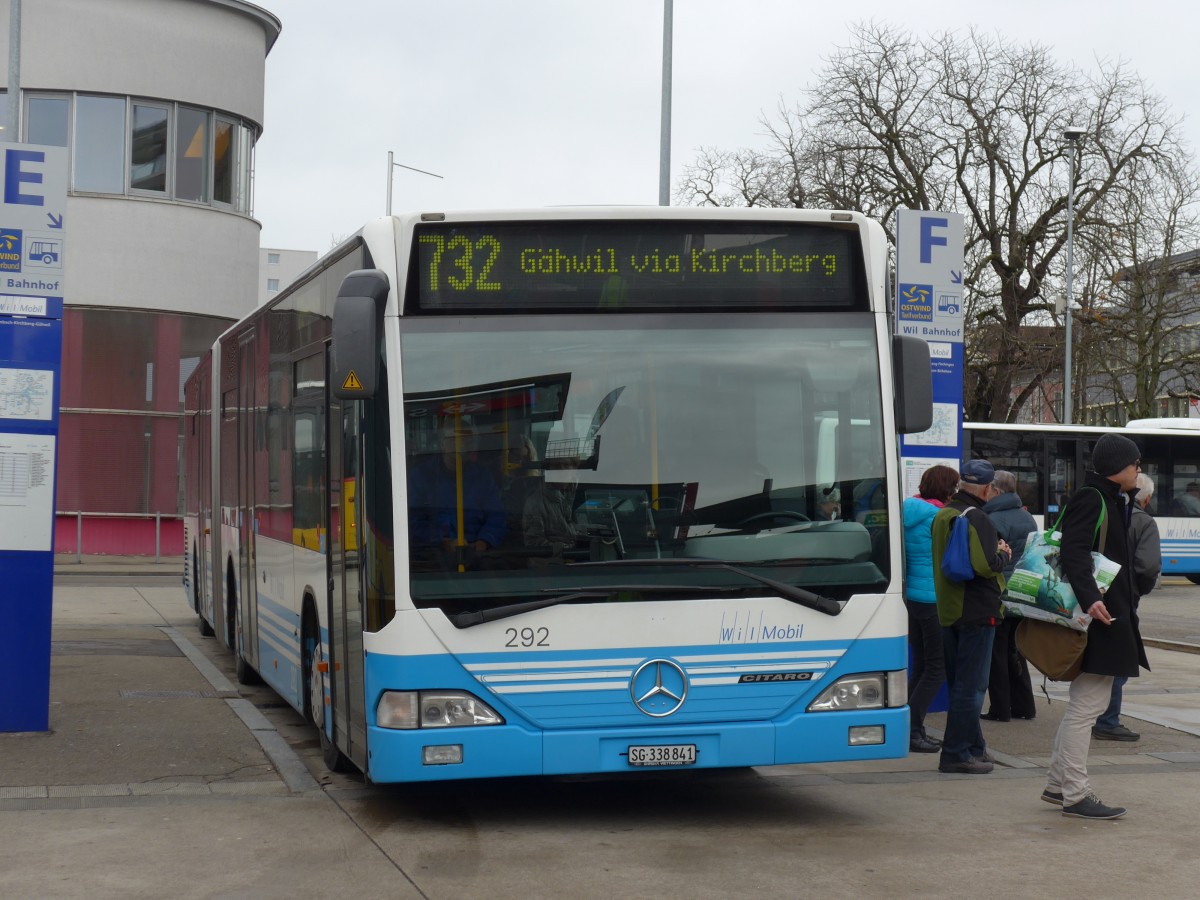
[963,420,1200,581]
[182,207,931,782]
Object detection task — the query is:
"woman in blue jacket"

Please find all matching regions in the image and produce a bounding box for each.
[903,464,960,753]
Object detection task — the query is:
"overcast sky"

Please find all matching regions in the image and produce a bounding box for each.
[254,0,1200,252]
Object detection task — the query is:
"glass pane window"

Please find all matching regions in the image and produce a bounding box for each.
[1048,439,1077,516]
[400,312,891,616]
[27,96,70,147]
[131,103,169,192]
[213,118,234,205]
[1171,463,1200,517]
[236,124,253,213]
[74,96,126,192]
[175,106,209,202]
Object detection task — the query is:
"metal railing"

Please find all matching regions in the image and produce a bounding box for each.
[56,511,183,564]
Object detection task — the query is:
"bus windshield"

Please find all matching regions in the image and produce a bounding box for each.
[400,311,890,618]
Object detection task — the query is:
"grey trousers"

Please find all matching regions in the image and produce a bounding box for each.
[1046,672,1115,805]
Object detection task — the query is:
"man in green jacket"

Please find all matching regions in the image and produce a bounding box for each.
[930,459,1011,774]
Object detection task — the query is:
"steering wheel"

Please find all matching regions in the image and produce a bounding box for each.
[734,511,811,530]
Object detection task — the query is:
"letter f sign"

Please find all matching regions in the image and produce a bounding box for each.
[919,216,948,264]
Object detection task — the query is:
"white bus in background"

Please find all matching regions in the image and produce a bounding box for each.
[183,207,932,783]
[964,420,1200,582]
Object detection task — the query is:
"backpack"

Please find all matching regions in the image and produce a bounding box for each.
[940,507,976,582]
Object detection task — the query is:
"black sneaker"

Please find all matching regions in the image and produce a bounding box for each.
[1062,793,1126,820]
[910,735,941,753]
[938,758,994,775]
[1041,790,1064,806]
[1093,724,1140,742]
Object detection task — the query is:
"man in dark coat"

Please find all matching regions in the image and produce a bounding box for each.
[981,471,1037,721]
[1093,471,1161,741]
[1043,432,1149,821]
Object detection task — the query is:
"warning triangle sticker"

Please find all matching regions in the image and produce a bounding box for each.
[342,370,364,391]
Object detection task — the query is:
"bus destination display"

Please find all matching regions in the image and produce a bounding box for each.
[409,220,866,311]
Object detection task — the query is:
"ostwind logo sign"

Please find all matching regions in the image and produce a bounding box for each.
[0,228,24,272]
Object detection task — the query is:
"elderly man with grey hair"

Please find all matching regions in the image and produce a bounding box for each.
[981,470,1038,721]
[1093,471,1161,742]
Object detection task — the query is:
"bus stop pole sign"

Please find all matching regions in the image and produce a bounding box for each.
[894,210,965,494]
[0,142,67,733]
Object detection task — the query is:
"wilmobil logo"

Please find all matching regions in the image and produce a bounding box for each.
[0,229,23,272]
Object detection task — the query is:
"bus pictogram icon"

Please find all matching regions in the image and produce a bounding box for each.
[28,239,61,264]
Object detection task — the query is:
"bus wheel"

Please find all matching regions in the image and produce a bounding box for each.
[195,551,214,637]
[1187,574,1200,586]
[303,616,353,773]
[235,653,261,686]
[226,570,261,685]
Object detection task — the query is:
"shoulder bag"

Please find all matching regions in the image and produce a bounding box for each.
[1015,618,1088,681]
[940,507,976,582]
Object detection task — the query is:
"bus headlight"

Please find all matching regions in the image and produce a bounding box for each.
[808,674,892,712]
[376,690,504,729]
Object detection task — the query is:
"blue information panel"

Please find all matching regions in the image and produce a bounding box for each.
[894,210,964,715]
[895,210,965,495]
[0,144,67,733]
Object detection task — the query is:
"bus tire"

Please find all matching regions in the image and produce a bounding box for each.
[302,608,353,773]
[194,550,214,637]
[226,563,261,685]
[1187,574,1200,586]
[235,654,261,686]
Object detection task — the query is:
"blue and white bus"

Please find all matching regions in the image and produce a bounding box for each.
[963,419,1200,581]
[183,207,932,782]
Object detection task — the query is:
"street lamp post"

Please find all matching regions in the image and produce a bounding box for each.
[659,0,673,206]
[386,151,443,216]
[1062,126,1084,424]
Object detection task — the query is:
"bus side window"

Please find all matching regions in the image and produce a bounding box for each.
[1173,479,1200,516]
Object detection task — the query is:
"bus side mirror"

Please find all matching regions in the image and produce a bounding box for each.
[892,334,932,434]
[331,269,390,399]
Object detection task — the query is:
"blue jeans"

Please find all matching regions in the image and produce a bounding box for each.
[1096,676,1128,731]
[940,623,996,764]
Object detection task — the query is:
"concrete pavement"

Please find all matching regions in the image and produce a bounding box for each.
[3,566,1200,898]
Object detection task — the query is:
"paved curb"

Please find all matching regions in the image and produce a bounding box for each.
[161,626,320,794]
[1144,637,1200,655]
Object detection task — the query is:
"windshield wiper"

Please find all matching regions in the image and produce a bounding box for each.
[447,584,732,628]
[572,558,844,617]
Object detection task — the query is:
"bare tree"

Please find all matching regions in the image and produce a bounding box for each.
[678,22,1190,422]
[1074,157,1200,420]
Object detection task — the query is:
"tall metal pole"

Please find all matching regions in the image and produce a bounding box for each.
[1063,132,1080,424]
[658,0,673,206]
[6,0,21,140]
[386,150,394,217]
[385,154,443,216]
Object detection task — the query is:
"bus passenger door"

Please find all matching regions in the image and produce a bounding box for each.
[197,367,211,621]
[326,393,369,771]
[237,336,260,670]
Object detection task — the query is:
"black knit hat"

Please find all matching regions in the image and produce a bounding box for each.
[1092,433,1140,476]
